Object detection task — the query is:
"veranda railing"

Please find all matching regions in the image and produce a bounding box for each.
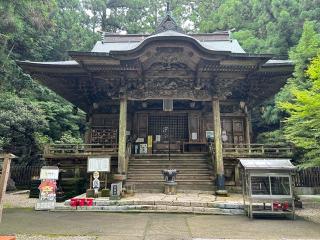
[43,143,118,157]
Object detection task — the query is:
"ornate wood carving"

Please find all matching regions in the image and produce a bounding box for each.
[154,14,183,34]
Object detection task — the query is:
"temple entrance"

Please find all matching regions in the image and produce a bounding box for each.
[148,113,188,153]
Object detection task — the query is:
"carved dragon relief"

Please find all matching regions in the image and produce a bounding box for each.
[126,52,214,100]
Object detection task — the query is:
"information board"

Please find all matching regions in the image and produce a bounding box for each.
[87,156,110,172]
[40,166,59,180]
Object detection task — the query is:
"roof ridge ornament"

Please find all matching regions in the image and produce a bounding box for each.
[154,2,184,34]
[166,1,171,16]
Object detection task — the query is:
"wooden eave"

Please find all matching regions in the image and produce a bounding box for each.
[17,60,85,74]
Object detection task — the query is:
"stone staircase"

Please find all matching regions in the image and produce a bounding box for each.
[125,153,215,192]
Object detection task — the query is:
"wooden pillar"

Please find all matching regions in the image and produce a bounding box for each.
[84,115,92,144]
[234,164,240,186]
[0,154,15,223]
[212,97,226,192]
[245,109,251,145]
[118,96,127,174]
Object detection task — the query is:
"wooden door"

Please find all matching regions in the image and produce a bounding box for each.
[233,119,245,145]
[188,113,200,142]
[137,113,148,139]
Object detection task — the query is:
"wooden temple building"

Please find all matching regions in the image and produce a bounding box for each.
[18,11,294,193]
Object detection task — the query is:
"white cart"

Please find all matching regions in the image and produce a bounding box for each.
[239,158,296,219]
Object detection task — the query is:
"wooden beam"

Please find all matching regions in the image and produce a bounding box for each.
[0,154,15,223]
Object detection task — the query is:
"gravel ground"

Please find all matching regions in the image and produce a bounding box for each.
[3,192,37,208]
[296,208,320,224]
[16,235,96,240]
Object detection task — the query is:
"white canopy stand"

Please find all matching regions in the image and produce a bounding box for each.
[239,158,296,219]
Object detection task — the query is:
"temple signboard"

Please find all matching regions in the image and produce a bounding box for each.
[87,156,110,172]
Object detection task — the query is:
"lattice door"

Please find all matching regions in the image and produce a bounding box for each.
[90,128,118,145]
[148,114,188,141]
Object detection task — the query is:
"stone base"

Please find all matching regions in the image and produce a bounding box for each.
[215,189,228,197]
[110,195,121,200]
[164,182,177,195]
[86,189,94,198]
[101,188,110,197]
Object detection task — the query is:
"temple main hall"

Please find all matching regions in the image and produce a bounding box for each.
[19,11,293,193]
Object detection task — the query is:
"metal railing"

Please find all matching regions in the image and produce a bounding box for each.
[43,143,118,157]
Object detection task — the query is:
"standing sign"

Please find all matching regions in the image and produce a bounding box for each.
[87,156,110,194]
[35,166,59,210]
[40,166,59,180]
[93,171,100,194]
[87,156,110,172]
[110,182,122,200]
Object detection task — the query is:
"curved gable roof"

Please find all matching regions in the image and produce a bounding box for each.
[92,30,246,54]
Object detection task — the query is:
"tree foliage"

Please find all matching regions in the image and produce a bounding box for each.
[0,0,320,166]
[279,54,320,167]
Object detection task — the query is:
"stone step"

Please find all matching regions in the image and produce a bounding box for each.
[129,167,209,171]
[127,175,212,180]
[127,183,215,192]
[132,154,208,159]
[129,159,208,163]
[126,179,214,183]
[128,169,212,174]
[128,177,212,181]
[57,196,244,214]
[127,153,213,192]
[128,173,212,176]
[129,162,208,168]
[55,205,244,215]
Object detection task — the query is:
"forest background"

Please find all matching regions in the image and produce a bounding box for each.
[0,0,320,166]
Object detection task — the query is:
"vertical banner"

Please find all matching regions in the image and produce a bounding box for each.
[147,135,153,154]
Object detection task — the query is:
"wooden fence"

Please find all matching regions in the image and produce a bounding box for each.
[10,165,42,187]
[294,167,320,187]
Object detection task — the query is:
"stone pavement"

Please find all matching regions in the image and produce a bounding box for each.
[4,191,320,224]
[1,209,320,239]
[59,193,244,214]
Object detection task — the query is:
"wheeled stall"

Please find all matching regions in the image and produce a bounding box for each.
[239,158,296,219]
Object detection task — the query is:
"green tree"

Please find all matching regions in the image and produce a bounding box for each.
[279,54,320,167]
[0,93,47,164]
[0,0,94,163]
